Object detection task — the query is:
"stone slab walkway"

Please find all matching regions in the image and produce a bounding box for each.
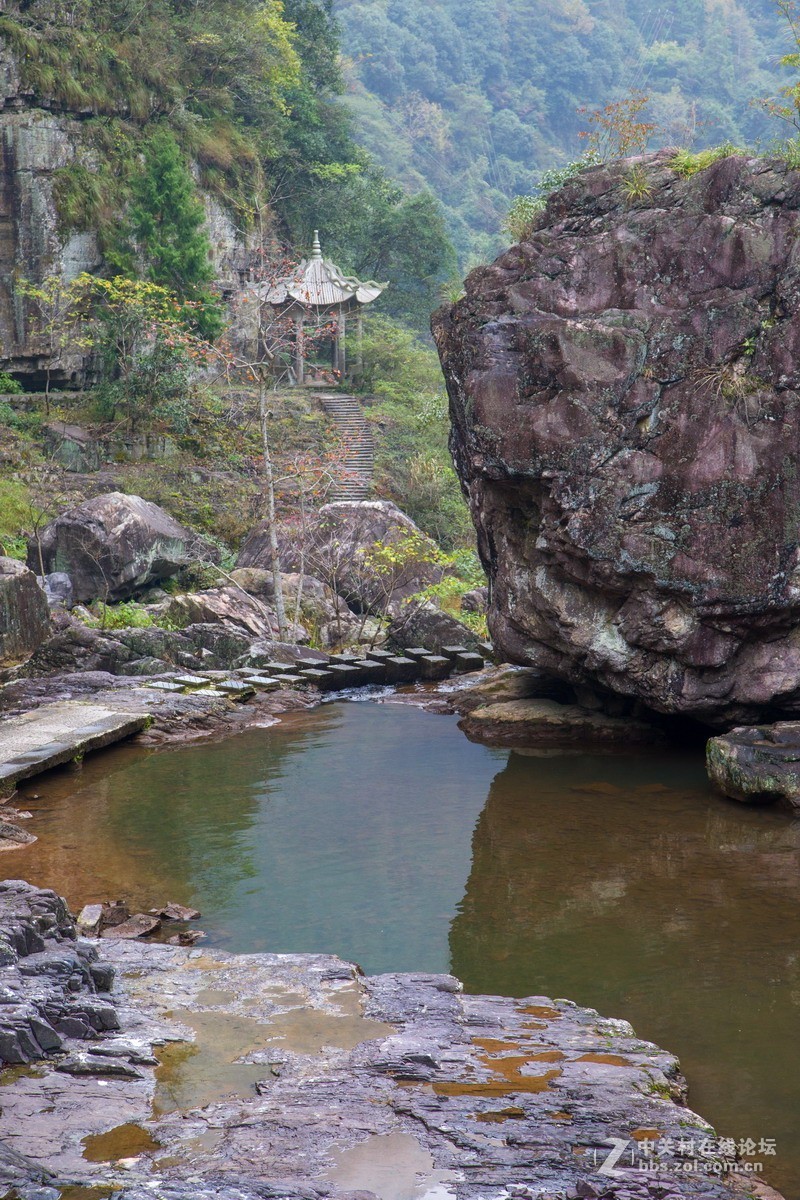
[0,702,149,796]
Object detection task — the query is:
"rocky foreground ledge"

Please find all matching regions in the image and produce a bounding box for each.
[0,882,781,1200]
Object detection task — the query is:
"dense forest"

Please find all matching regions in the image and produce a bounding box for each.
[335,0,793,262]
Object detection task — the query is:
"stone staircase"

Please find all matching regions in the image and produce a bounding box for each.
[319,392,374,501]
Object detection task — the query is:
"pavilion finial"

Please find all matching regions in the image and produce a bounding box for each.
[311,230,323,261]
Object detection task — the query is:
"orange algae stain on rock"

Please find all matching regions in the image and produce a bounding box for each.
[433,1069,561,1098]
[81,1123,160,1162]
[518,1005,561,1019]
[549,1111,573,1122]
[475,1106,526,1123]
[575,1053,632,1066]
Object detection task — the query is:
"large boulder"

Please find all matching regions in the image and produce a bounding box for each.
[388,600,482,653]
[238,500,443,614]
[28,492,210,603]
[707,724,800,812]
[163,587,308,643]
[0,557,51,666]
[435,150,800,727]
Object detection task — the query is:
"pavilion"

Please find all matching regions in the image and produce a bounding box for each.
[267,231,388,384]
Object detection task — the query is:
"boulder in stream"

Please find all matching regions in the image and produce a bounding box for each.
[434,150,800,726]
[707,723,800,812]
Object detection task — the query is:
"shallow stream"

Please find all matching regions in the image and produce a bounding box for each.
[4,699,799,1195]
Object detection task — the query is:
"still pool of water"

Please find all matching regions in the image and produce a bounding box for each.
[4,700,799,1194]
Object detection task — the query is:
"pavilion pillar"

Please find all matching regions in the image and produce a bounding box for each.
[295,311,305,385]
[356,309,364,372]
[337,306,347,377]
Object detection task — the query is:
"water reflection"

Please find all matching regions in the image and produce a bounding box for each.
[3,706,799,1194]
[450,749,800,1197]
[4,704,503,972]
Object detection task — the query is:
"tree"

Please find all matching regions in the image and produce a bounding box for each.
[215,232,334,641]
[577,90,656,160]
[758,1,800,135]
[121,128,223,338]
[15,274,87,409]
[82,275,212,430]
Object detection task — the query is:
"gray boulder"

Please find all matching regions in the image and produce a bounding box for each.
[163,586,307,643]
[38,572,74,610]
[238,500,443,614]
[29,492,208,603]
[0,557,51,667]
[388,600,481,654]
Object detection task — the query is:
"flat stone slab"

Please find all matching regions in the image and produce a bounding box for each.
[459,698,665,749]
[0,702,150,795]
[0,881,785,1200]
[216,681,256,699]
[246,676,282,691]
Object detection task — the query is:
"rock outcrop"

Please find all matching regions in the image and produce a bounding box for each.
[29,492,210,602]
[435,151,800,727]
[0,556,50,666]
[0,881,773,1200]
[0,32,249,385]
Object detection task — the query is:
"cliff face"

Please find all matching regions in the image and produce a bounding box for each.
[435,151,800,727]
[0,37,246,386]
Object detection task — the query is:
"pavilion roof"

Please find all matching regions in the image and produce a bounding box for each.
[266,232,388,308]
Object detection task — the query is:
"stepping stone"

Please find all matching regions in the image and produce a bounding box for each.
[280,674,305,686]
[302,669,337,690]
[246,676,282,691]
[174,675,210,689]
[145,681,185,693]
[453,652,485,674]
[202,689,227,698]
[217,681,256,699]
[417,654,452,681]
[478,641,495,660]
[384,656,420,683]
[327,652,363,665]
[440,645,470,661]
[365,649,394,663]
[349,660,387,684]
[295,658,331,672]
[326,664,360,687]
[401,648,431,662]
[261,662,298,676]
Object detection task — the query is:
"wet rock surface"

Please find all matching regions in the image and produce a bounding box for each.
[458,697,665,750]
[707,722,800,811]
[0,880,118,1068]
[0,883,775,1200]
[434,151,800,728]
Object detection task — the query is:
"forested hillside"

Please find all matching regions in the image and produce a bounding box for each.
[335,0,792,262]
[0,0,454,326]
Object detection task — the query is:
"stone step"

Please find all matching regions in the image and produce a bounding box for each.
[0,703,150,797]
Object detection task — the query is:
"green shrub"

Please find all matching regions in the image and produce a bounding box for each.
[669,143,745,178]
[81,601,156,630]
[0,372,22,395]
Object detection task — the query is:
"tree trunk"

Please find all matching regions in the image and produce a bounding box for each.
[259,379,288,642]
